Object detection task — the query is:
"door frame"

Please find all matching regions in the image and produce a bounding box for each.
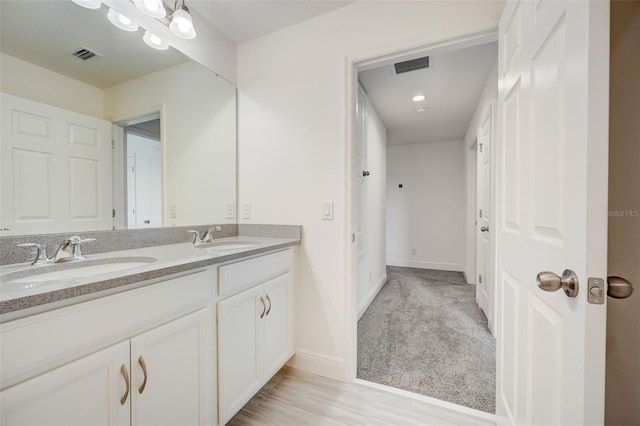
[344,25,501,388]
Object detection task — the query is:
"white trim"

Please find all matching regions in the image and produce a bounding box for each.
[354,379,496,426]
[357,273,387,320]
[286,349,346,381]
[386,260,465,272]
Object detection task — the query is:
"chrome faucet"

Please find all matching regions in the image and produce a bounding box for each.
[17,236,96,264]
[188,226,222,245]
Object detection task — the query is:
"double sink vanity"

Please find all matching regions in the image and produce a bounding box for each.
[0,225,300,425]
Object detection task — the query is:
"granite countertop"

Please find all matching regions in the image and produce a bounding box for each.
[0,236,299,318]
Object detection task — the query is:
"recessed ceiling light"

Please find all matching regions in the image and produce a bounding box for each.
[416,107,429,113]
[412,95,426,102]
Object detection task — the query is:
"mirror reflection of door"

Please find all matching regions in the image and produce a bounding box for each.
[124,118,161,229]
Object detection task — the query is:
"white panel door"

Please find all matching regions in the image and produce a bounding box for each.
[218,286,263,425]
[0,94,112,235]
[130,309,214,426]
[476,104,494,332]
[496,1,609,425]
[0,341,130,426]
[262,273,294,379]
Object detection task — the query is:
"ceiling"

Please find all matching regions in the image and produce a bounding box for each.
[0,0,187,89]
[359,42,498,146]
[191,0,355,43]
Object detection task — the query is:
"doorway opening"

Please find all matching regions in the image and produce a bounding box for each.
[352,35,498,414]
[112,113,163,230]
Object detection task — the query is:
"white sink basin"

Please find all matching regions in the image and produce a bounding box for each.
[1,256,157,284]
[194,240,261,250]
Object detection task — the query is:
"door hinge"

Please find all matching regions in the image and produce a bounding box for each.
[112,209,115,218]
[479,209,483,218]
[479,143,483,153]
[352,233,355,243]
[111,140,115,149]
[479,274,482,284]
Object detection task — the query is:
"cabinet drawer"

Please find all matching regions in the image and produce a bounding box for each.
[218,249,292,297]
[1,268,215,391]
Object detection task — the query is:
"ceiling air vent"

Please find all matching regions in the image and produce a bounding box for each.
[72,47,101,61]
[392,56,429,75]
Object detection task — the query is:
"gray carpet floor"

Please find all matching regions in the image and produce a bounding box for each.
[357,266,496,413]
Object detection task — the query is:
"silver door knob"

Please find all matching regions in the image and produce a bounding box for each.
[536,269,579,298]
[607,276,634,299]
[362,170,370,177]
[480,226,489,232]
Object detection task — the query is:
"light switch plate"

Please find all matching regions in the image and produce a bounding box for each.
[322,201,333,220]
[170,204,177,218]
[241,203,251,219]
[226,204,236,219]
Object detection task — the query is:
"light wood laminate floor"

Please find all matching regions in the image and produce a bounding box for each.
[228,368,495,426]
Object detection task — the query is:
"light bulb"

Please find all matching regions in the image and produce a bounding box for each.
[108,9,139,32]
[143,31,169,50]
[412,95,426,102]
[134,0,166,19]
[169,8,196,39]
[71,0,102,9]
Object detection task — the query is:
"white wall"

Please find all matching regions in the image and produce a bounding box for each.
[386,140,466,271]
[104,60,237,227]
[463,59,498,284]
[356,91,387,318]
[237,1,504,380]
[0,53,104,118]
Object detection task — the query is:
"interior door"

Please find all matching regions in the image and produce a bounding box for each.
[0,93,112,235]
[476,104,494,332]
[496,1,609,425]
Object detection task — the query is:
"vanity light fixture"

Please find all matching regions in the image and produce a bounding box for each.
[143,31,169,50]
[71,0,102,10]
[134,0,166,19]
[169,0,196,39]
[107,9,139,32]
[412,95,426,102]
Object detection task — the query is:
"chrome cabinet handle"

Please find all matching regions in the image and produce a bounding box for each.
[265,294,272,316]
[537,269,579,297]
[120,364,130,405]
[138,356,148,394]
[259,296,266,319]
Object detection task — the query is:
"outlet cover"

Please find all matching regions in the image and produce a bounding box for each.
[226,204,236,219]
[241,203,252,219]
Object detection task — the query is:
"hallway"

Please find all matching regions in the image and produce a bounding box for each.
[357,266,495,413]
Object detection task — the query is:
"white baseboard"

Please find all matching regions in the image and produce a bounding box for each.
[386,260,465,272]
[286,349,346,381]
[357,273,387,320]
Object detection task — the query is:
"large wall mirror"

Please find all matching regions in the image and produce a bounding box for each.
[0,0,237,236]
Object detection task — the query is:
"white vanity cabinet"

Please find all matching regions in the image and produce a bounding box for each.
[217,249,295,425]
[0,269,216,426]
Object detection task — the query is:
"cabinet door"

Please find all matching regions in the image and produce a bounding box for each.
[0,341,130,426]
[263,273,294,379]
[218,286,263,425]
[130,308,214,426]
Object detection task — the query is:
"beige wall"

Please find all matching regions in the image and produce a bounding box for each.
[0,53,104,118]
[605,2,640,425]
